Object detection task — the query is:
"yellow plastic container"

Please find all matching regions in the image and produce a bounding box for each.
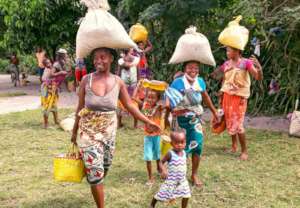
[142,80,168,92]
[161,135,172,157]
[129,23,148,43]
[53,145,85,183]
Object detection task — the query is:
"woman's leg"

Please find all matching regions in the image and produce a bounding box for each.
[91,184,104,208]
[238,133,248,160]
[43,114,48,128]
[191,153,202,187]
[52,111,59,125]
[225,134,238,153]
[182,198,189,208]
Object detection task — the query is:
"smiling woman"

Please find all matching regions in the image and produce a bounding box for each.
[71,47,161,208]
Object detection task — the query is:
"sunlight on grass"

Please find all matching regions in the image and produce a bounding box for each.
[0,109,299,208]
[0,92,27,97]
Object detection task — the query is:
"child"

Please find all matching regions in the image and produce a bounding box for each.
[219,47,263,160]
[41,58,67,128]
[142,88,164,185]
[135,40,153,80]
[151,131,191,208]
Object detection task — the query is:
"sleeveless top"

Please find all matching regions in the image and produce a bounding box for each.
[85,73,120,112]
[167,150,187,182]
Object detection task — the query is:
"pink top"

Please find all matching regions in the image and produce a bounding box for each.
[220,58,253,72]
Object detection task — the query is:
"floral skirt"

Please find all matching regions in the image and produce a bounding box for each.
[41,80,58,116]
[222,92,247,135]
[78,108,117,185]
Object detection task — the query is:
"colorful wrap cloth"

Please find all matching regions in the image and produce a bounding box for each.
[41,80,58,116]
[77,108,117,185]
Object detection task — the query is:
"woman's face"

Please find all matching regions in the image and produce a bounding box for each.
[93,49,113,72]
[184,62,200,78]
[226,47,240,59]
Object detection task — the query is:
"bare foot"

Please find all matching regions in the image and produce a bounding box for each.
[43,124,48,129]
[191,175,203,188]
[223,147,237,153]
[146,178,155,186]
[239,153,248,161]
[54,120,60,125]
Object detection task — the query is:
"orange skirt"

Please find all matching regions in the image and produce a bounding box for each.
[222,93,247,135]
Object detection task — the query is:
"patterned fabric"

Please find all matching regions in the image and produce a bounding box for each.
[222,92,247,135]
[41,80,58,116]
[144,135,161,161]
[77,108,117,185]
[142,102,161,136]
[177,116,204,156]
[155,150,191,201]
[220,59,253,98]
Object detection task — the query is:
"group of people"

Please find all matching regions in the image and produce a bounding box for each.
[41,3,263,207]
[66,44,262,208]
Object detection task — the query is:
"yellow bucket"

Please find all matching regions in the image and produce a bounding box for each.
[53,145,85,183]
[161,135,172,157]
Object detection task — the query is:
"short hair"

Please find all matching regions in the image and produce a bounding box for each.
[170,129,186,141]
[42,58,51,66]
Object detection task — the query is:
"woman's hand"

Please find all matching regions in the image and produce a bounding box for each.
[250,55,262,71]
[145,120,161,134]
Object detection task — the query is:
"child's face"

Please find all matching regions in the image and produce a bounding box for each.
[171,133,186,152]
[226,47,240,59]
[138,42,145,50]
[146,90,159,106]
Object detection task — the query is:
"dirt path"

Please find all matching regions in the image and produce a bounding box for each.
[0,74,291,133]
[0,74,78,114]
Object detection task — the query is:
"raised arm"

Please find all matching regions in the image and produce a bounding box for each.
[71,75,87,144]
[144,40,153,54]
[248,56,263,81]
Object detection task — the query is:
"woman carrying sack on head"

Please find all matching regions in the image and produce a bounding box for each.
[165,26,219,188]
[218,16,263,160]
[72,1,160,207]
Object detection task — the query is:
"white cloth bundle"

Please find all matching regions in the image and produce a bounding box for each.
[169,26,216,66]
[76,0,137,58]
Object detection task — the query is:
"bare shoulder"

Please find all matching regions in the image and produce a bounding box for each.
[114,75,125,87]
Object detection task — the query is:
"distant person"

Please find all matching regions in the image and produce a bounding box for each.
[35,47,46,83]
[41,58,67,128]
[9,52,20,87]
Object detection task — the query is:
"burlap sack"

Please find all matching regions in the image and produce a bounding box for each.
[60,113,76,132]
[76,0,137,58]
[169,26,216,66]
[218,15,249,50]
[289,100,300,137]
[129,23,148,43]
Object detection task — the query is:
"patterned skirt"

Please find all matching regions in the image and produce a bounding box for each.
[77,108,118,185]
[41,80,58,116]
[222,92,247,135]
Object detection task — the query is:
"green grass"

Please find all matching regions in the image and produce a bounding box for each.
[0,109,299,208]
[0,92,27,97]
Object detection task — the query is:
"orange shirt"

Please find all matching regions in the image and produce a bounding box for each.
[143,102,161,136]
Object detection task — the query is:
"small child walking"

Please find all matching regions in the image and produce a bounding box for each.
[142,88,164,185]
[151,131,191,208]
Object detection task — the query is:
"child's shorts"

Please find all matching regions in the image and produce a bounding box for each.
[144,135,161,161]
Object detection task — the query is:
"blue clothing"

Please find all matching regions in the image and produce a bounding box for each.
[170,76,206,93]
[144,136,161,161]
[177,116,204,156]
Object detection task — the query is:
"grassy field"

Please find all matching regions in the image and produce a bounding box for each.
[0,109,299,208]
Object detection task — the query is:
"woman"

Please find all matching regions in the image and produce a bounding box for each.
[35,47,46,83]
[41,58,67,128]
[167,61,218,187]
[71,47,160,208]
